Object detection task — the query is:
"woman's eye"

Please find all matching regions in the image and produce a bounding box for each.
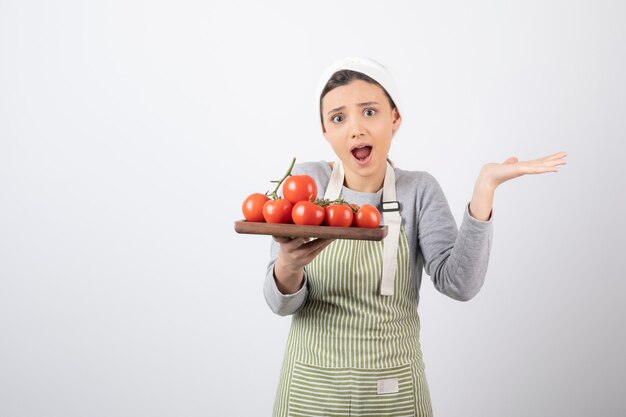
[331,109,375,123]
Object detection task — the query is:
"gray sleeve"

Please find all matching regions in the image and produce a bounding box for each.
[263,236,309,316]
[417,172,494,301]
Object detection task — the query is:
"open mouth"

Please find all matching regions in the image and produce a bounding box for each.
[351,145,373,164]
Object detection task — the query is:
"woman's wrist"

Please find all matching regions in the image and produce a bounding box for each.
[469,171,496,221]
[274,255,305,295]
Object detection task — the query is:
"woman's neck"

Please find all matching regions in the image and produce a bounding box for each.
[330,161,386,193]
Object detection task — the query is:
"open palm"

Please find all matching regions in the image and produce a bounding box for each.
[482,151,568,188]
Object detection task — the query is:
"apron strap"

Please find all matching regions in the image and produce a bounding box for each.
[380,162,401,296]
[324,159,401,296]
[323,160,345,201]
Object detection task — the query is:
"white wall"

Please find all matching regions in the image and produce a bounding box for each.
[1,1,624,416]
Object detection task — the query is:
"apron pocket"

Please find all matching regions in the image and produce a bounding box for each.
[288,360,415,417]
[288,360,351,416]
[349,363,415,417]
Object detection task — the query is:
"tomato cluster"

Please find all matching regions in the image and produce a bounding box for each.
[241,158,381,228]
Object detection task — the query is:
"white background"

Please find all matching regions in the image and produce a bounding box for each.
[1,0,625,416]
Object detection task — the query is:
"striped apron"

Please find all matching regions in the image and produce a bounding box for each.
[272,162,434,417]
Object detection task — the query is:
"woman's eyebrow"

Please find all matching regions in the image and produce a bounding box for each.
[327,101,381,115]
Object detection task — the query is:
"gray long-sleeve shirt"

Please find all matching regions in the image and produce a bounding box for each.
[264,161,494,316]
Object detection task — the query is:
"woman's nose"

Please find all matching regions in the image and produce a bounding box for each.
[350,119,366,138]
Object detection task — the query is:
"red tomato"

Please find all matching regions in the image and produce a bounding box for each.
[282,175,317,204]
[354,204,381,228]
[242,193,270,222]
[292,201,325,226]
[263,199,293,224]
[324,204,354,227]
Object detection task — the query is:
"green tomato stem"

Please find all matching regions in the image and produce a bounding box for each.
[265,157,296,200]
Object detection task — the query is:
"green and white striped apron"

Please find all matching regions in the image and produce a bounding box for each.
[272,161,433,417]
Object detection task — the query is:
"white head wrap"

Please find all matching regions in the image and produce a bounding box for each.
[315,56,402,131]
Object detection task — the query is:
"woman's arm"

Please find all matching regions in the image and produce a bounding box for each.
[272,236,333,290]
[263,237,309,316]
[263,236,334,316]
[417,172,494,302]
[471,152,567,220]
[418,151,567,302]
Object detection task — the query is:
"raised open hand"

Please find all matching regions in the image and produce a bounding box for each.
[481,151,568,189]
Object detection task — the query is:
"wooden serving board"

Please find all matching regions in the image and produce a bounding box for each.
[234,220,388,241]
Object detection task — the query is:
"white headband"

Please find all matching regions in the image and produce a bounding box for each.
[315,56,402,130]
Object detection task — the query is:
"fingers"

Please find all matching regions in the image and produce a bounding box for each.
[293,237,334,253]
[303,238,335,253]
[273,236,309,250]
[525,151,567,164]
[542,151,568,162]
[306,241,334,259]
[543,152,568,170]
[273,236,336,270]
[521,151,568,172]
[273,236,299,244]
[273,236,335,250]
[301,238,335,260]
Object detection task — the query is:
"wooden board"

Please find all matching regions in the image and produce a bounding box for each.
[234,220,388,241]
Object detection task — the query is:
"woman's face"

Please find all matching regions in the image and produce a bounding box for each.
[321,79,401,181]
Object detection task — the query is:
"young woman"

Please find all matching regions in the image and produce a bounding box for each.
[263,56,567,417]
